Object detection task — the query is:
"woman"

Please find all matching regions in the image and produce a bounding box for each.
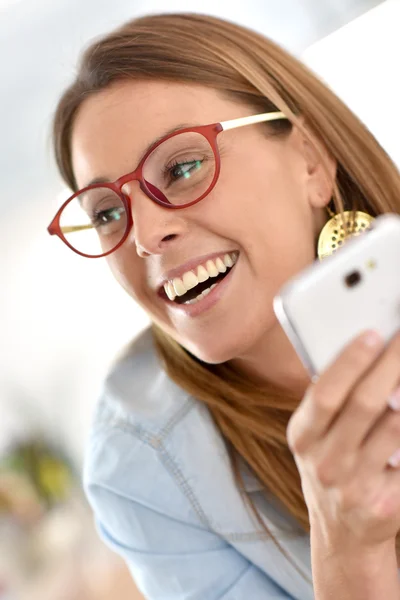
[48,13,400,599]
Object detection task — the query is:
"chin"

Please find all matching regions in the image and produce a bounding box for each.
[178,318,274,366]
[184,343,234,365]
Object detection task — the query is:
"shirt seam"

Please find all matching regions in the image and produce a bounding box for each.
[96,395,194,444]
[94,399,273,541]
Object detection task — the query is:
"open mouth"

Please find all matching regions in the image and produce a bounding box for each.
[160,252,239,306]
[174,268,232,304]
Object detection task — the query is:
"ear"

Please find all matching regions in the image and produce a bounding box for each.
[296,125,337,209]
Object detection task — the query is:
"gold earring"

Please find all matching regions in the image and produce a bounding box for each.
[317,206,375,260]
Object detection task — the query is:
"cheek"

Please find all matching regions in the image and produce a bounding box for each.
[200,153,316,285]
[220,141,307,212]
[209,152,310,244]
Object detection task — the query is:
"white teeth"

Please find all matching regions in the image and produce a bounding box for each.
[182,271,198,290]
[206,260,219,277]
[172,277,186,297]
[201,283,217,298]
[163,253,239,302]
[216,257,227,273]
[165,281,176,301]
[223,253,233,268]
[184,283,217,304]
[197,265,209,282]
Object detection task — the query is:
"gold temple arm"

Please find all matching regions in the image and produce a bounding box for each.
[61,224,94,234]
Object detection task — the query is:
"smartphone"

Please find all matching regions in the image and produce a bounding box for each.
[273,213,400,378]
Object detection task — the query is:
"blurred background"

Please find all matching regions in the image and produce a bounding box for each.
[0,0,398,598]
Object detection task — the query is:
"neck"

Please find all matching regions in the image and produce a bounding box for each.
[231,320,311,398]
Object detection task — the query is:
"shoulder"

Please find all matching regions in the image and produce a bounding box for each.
[84,327,228,526]
[84,328,266,525]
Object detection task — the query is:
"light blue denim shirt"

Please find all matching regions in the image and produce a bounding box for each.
[84,328,315,599]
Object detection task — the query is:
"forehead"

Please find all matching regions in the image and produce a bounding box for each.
[71,80,238,189]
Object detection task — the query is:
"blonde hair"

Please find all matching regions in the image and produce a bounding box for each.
[53,13,400,569]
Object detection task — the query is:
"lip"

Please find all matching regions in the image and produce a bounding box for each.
[162,255,238,317]
[156,249,239,291]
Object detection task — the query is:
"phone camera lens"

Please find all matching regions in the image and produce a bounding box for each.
[345,270,362,288]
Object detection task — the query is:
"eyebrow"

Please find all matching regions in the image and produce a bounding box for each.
[85,122,195,188]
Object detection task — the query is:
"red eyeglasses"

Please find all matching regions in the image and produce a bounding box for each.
[47,111,287,258]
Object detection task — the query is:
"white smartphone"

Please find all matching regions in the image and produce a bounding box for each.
[273,213,400,378]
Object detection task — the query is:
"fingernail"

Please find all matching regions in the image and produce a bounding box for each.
[388,386,400,411]
[388,447,400,468]
[362,330,382,347]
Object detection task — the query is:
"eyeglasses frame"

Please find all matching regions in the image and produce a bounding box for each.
[47,111,287,258]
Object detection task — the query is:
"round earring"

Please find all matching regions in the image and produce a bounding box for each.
[317,206,375,260]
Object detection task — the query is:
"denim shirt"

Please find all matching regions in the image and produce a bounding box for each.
[84,328,315,599]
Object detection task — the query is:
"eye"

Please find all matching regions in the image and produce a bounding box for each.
[167,159,203,182]
[92,206,125,228]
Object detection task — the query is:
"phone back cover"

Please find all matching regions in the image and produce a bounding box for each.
[274,215,400,376]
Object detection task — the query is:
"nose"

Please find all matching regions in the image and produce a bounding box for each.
[122,181,188,258]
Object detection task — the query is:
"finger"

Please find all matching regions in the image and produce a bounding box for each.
[287,330,384,454]
[358,407,400,476]
[329,332,400,448]
[306,334,400,479]
[362,468,400,524]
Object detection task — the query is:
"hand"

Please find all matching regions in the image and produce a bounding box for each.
[287,330,400,548]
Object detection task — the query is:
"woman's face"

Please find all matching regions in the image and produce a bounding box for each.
[71,80,334,364]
